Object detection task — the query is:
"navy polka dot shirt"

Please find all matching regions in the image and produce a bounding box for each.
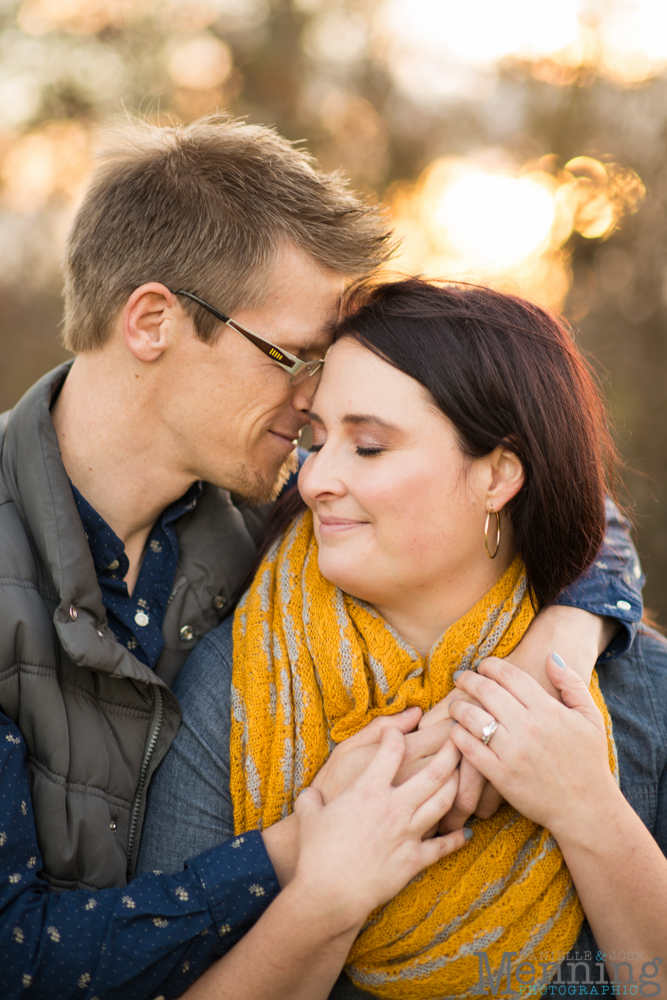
[0,711,279,999]
[71,481,202,668]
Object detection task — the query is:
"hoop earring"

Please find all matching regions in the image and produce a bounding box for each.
[484,508,501,559]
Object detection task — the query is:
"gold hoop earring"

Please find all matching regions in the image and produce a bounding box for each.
[484,508,501,559]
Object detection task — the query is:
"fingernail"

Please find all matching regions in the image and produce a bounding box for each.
[552,652,567,669]
[401,706,418,714]
[453,669,465,680]
[450,720,458,725]
[463,828,474,841]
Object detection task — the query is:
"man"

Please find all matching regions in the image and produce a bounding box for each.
[0,115,642,998]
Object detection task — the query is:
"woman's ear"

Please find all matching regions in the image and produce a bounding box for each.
[123,283,179,363]
[485,444,525,512]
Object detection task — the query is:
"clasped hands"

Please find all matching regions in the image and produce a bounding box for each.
[312,681,501,835]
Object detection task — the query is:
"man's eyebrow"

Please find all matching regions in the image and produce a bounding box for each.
[309,412,399,431]
[281,332,331,358]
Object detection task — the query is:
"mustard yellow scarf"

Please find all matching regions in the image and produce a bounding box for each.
[230,511,617,998]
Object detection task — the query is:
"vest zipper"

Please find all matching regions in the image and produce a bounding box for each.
[126,685,164,872]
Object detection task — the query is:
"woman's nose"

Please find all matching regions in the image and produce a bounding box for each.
[298,443,347,504]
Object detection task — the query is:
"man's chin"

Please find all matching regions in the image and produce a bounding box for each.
[227,450,299,505]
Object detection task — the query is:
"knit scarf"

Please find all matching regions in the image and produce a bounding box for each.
[230,510,617,999]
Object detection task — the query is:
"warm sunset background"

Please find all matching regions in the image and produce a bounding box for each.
[1,0,666,618]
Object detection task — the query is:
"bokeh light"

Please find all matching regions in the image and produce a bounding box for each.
[388,154,644,310]
[375,0,667,99]
[167,34,233,91]
[1,0,667,618]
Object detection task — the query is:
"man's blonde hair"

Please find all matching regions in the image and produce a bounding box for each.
[62,115,394,351]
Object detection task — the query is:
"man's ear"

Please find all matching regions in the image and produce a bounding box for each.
[123,283,181,363]
[485,444,525,512]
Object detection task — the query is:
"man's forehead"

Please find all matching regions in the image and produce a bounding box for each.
[268,290,342,356]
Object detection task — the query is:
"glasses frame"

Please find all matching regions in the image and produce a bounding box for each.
[172,289,325,384]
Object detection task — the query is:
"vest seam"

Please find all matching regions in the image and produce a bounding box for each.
[27,756,134,807]
[60,681,153,718]
[0,580,60,602]
[0,663,155,716]
[0,664,153,718]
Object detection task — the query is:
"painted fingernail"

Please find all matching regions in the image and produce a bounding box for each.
[453,669,465,680]
[552,652,568,669]
[450,720,459,725]
[463,828,474,841]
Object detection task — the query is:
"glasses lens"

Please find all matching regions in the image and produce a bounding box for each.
[290,361,324,386]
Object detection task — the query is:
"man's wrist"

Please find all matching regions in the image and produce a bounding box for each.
[261,813,299,888]
[286,870,367,940]
[511,605,606,692]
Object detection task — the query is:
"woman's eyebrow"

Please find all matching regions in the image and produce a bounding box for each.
[342,414,400,430]
[308,412,400,431]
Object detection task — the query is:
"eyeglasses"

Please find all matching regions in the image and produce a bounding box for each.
[172,289,326,386]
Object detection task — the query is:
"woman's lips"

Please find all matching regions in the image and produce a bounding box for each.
[317,515,368,535]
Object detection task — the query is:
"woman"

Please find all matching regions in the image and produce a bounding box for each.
[140,279,662,998]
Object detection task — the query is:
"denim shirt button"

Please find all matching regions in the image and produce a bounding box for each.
[616,600,632,611]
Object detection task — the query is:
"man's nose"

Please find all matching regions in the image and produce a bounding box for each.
[291,369,322,409]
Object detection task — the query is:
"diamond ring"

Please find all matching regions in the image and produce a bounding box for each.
[481,720,498,746]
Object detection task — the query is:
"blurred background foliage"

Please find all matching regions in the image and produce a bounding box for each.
[1,0,667,618]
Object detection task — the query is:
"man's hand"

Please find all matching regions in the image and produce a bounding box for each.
[294,728,468,930]
[311,706,424,803]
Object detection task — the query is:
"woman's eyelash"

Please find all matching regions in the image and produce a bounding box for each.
[307,443,384,456]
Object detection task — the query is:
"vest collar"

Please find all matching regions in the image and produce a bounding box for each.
[1,363,160,684]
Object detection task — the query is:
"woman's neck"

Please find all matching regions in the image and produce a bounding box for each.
[371,552,513,658]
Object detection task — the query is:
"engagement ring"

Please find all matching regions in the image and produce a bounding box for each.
[481,720,498,746]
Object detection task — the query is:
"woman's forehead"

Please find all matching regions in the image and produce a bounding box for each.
[314,337,437,423]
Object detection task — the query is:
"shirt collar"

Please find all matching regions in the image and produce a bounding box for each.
[71,480,203,578]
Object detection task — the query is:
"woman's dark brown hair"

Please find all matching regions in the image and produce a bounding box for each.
[254,278,618,609]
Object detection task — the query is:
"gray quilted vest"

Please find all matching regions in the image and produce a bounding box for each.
[0,363,260,889]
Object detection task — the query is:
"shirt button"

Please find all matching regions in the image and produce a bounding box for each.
[69,605,78,621]
[180,625,195,643]
[134,611,150,627]
[109,821,117,832]
[213,594,226,611]
[108,559,120,571]
[616,600,632,611]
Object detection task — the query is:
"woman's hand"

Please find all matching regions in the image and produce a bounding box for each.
[447,653,616,838]
[449,653,667,991]
[419,690,506,831]
[293,726,470,931]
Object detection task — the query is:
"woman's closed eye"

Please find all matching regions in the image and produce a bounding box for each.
[308,442,385,457]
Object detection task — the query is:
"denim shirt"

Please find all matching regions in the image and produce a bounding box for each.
[139,618,667,999]
[556,497,644,662]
